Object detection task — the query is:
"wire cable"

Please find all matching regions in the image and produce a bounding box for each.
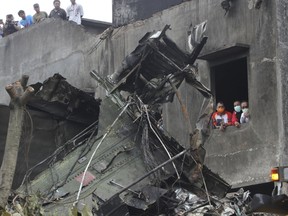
[190,153,212,207]
[74,102,131,206]
[143,105,180,179]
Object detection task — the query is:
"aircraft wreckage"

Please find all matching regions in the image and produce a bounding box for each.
[7,24,284,215]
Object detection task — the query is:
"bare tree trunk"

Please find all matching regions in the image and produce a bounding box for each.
[0,76,34,208]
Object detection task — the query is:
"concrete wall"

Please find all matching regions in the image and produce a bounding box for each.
[0,1,286,188]
[275,0,288,167]
[112,0,183,26]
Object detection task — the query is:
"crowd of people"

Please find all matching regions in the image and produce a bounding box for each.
[212,100,250,131]
[0,0,84,38]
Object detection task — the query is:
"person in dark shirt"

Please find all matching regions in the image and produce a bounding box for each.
[49,0,67,20]
[231,100,242,127]
[3,14,21,37]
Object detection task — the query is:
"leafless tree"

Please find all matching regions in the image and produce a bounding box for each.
[0,75,34,208]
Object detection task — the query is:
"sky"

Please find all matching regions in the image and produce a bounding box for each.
[0,0,112,22]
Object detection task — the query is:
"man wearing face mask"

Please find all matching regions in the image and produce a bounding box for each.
[212,102,232,131]
[240,101,250,123]
[232,100,242,127]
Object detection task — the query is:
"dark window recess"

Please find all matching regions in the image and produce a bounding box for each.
[211,58,248,112]
[231,182,274,196]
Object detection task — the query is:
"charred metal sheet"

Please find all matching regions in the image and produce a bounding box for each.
[118,186,168,211]
[96,196,129,216]
[29,73,101,125]
[106,25,211,104]
[17,99,153,204]
[202,165,231,198]
[174,188,206,214]
[188,21,207,52]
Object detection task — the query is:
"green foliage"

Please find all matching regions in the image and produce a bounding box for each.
[1,211,12,216]
[81,205,92,216]
[22,194,45,216]
[70,207,78,216]
[69,205,92,216]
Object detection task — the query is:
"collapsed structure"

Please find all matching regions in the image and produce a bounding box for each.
[1,0,288,215]
[13,25,235,215]
[10,23,286,215]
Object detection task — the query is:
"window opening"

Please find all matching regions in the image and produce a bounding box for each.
[211,57,248,112]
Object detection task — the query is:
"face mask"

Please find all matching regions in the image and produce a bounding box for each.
[234,105,241,113]
[217,107,224,114]
[242,108,249,114]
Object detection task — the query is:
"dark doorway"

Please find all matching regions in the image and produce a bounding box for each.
[211,57,248,112]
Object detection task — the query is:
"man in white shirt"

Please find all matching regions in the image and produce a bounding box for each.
[66,0,84,25]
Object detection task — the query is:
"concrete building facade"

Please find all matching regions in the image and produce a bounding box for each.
[112,0,183,26]
[0,0,287,189]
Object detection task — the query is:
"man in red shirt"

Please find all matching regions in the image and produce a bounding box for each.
[231,100,242,127]
[212,102,232,131]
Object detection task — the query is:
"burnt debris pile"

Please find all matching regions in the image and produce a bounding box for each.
[12,25,262,215]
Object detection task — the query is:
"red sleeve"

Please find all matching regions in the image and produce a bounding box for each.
[212,112,217,126]
[226,111,232,125]
[231,111,238,125]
